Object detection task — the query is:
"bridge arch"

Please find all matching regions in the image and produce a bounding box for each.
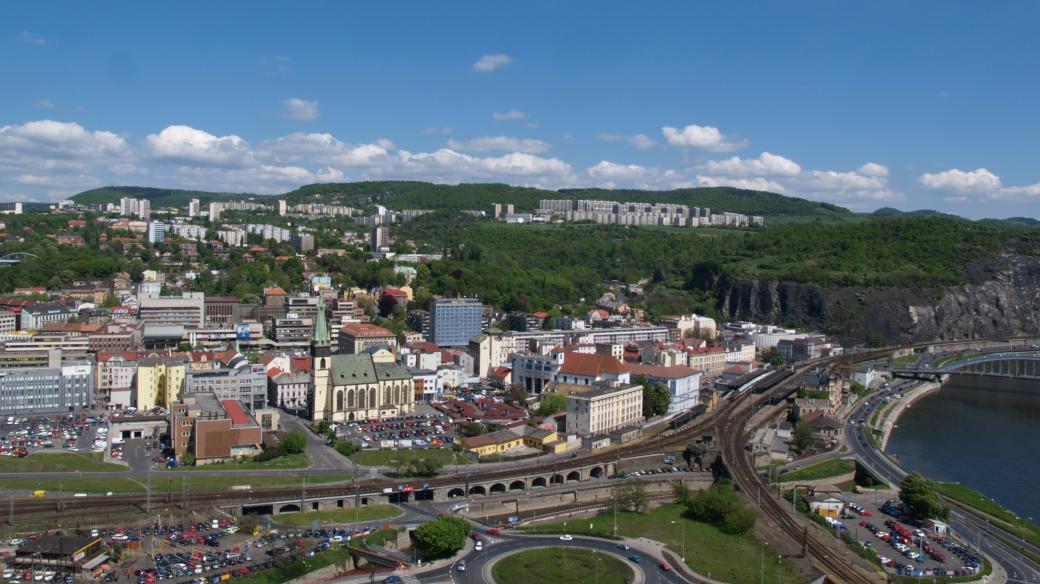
[447,488,465,498]
[550,473,564,485]
[509,480,526,491]
[278,503,301,513]
[589,466,604,479]
[468,485,486,496]
[566,470,581,482]
[531,477,547,488]
[490,483,506,494]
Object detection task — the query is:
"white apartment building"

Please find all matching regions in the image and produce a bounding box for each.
[565,383,644,438]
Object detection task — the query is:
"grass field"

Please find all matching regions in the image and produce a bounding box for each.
[0,452,126,472]
[350,448,469,467]
[0,473,356,495]
[779,459,856,483]
[519,504,804,583]
[171,454,311,471]
[273,505,402,527]
[936,483,1040,548]
[492,547,633,584]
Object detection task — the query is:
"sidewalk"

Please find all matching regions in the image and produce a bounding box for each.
[322,536,476,584]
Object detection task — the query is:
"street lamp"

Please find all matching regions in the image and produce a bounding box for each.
[670,520,685,563]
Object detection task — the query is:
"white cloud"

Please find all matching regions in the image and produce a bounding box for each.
[257,132,391,167]
[145,125,253,168]
[447,136,551,154]
[597,133,657,150]
[492,109,527,121]
[661,123,747,152]
[34,100,55,109]
[694,175,786,193]
[587,161,647,182]
[473,54,512,73]
[701,152,801,177]
[918,168,1002,195]
[919,167,1040,201]
[19,31,46,46]
[282,98,320,121]
[857,162,889,177]
[391,149,572,181]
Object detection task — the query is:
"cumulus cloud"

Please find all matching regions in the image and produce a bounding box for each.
[918,168,1002,195]
[919,167,1040,201]
[473,53,512,72]
[282,98,320,121]
[145,125,253,168]
[661,123,747,152]
[597,133,657,150]
[447,136,550,154]
[695,151,900,208]
[19,31,46,46]
[492,109,527,121]
[701,152,802,177]
[587,161,647,182]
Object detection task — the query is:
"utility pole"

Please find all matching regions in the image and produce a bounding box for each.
[146,464,152,515]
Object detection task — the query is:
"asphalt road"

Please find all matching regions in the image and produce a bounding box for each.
[847,384,1040,584]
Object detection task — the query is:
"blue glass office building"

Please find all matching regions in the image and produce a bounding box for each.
[429,297,483,346]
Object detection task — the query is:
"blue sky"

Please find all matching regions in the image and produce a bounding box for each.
[1,1,1038,217]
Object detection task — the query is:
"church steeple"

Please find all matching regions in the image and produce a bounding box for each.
[312,295,331,357]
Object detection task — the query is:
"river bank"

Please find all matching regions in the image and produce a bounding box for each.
[874,381,941,451]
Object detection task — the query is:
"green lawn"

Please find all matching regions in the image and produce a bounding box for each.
[779,459,856,482]
[233,546,352,584]
[492,547,633,584]
[273,505,402,527]
[171,454,311,471]
[350,448,469,467]
[0,452,126,472]
[0,477,146,494]
[936,483,1040,548]
[0,473,356,495]
[519,504,803,583]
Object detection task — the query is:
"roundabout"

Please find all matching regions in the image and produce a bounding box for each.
[489,545,636,584]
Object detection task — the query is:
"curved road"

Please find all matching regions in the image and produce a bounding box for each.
[847,384,1040,584]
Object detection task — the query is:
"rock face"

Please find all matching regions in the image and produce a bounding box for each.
[712,255,1040,344]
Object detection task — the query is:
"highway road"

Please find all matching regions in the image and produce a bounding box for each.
[846,384,1040,584]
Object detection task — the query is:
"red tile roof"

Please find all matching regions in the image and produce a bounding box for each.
[220,400,251,426]
[558,352,627,377]
[624,362,698,380]
[267,367,284,380]
[263,287,287,296]
[341,323,394,338]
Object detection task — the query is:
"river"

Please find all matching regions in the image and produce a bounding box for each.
[886,374,1040,521]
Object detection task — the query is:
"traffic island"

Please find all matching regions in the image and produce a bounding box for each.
[490,546,637,584]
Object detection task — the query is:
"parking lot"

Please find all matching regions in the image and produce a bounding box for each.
[0,414,108,458]
[3,515,395,584]
[336,407,458,451]
[829,491,984,578]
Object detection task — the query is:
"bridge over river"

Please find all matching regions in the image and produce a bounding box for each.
[892,350,1040,381]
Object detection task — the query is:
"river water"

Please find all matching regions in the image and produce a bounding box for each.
[886,375,1040,521]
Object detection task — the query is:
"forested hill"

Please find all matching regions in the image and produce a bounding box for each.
[282,181,854,218]
[71,181,854,219]
[72,186,257,207]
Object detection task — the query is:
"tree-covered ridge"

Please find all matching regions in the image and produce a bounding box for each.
[72,181,854,219]
[72,186,259,207]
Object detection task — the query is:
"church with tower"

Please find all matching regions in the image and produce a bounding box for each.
[310,297,415,422]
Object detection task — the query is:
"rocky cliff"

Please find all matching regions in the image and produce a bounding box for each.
[712,255,1040,344]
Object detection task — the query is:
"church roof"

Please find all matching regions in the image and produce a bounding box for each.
[312,295,331,347]
[330,353,411,386]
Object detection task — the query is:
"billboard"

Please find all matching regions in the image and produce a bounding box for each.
[236,323,251,340]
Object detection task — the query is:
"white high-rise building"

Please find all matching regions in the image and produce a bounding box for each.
[278,200,287,216]
[188,199,201,217]
[147,221,165,245]
[138,199,151,220]
[120,197,139,216]
[209,202,221,222]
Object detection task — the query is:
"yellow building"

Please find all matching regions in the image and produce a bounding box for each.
[136,356,186,410]
[459,430,525,458]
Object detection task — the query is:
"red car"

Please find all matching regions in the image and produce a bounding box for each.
[660,562,672,572]
[487,528,501,536]
[471,533,482,541]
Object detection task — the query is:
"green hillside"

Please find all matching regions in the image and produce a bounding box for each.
[73,181,854,220]
[72,186,261,207]
[283,181,853,218]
